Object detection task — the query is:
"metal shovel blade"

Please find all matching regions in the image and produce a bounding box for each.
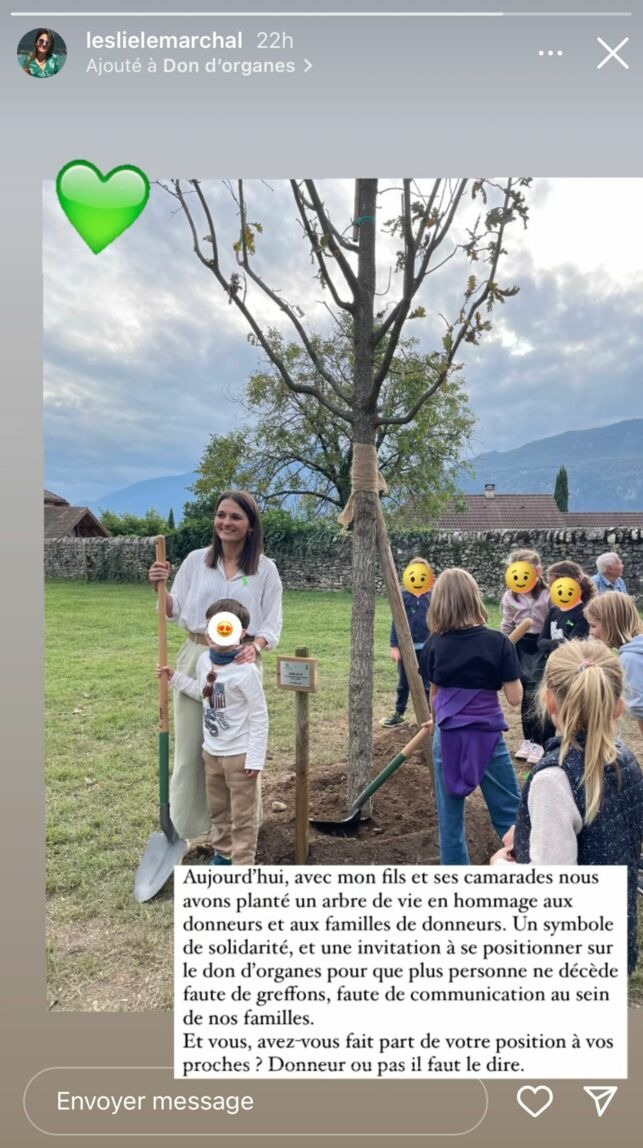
[310,725,431,837]
[134,828,188,903]
[309,808,364,837]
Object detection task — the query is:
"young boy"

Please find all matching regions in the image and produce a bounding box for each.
[381,557,433,727]
[157,598,268,865]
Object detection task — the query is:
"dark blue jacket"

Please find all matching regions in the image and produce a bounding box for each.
[391,590,432,648]
[514,738,643,974]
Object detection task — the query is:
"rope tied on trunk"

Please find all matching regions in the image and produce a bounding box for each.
[337,443,388,530]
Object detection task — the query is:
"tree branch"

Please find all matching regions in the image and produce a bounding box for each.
[267,487,343,508]
[372,181,471,397]
[377,180,518,428]
[233,180,351,404]
[290,180,355,313]
[177,180,353,425]
[303,180,360,295]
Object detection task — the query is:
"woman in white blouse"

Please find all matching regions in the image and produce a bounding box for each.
[148,491,283,839]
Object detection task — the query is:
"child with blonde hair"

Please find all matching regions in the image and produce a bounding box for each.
[500,548,550,765]
[420,568,523,864]
[585,591,643,735]
[492,640,643,973]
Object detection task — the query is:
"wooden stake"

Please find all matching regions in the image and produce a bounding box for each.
[374,502,434,788]
[294,645,310,863]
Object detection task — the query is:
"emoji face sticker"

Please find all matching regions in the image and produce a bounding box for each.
[402,560,435,597]
[505,561,538,595]
[550,577,582,610]
[207,611,243,647]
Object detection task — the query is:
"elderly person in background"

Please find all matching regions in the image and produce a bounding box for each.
[592,552,627,595]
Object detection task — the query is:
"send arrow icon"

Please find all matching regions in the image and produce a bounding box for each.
[583,1086,618,1117]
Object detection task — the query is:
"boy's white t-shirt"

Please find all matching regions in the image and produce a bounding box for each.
[170,651,268,770]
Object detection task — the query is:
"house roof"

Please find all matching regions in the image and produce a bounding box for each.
[434,494,566,531]
[44,505,110,539]
[563,512,643,528]
[44,489,69,506]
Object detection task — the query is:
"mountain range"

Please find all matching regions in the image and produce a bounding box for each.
[459,419,643,511]
[81,418,643,520]
[89,472,198,521]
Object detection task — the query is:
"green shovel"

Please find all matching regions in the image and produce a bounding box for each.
[134,536,188,902]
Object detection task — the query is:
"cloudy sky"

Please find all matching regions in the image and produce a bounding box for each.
[43,178,643,505]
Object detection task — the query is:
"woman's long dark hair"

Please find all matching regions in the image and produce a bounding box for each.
[24,28,55,68]
[205,490,264,575]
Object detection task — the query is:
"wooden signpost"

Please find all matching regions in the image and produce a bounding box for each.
[276,647,318,864]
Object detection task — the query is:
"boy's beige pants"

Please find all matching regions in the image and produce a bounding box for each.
[203,750,261,864]
[169,638,263,841]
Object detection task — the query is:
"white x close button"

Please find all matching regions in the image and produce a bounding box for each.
[597,37,630,70]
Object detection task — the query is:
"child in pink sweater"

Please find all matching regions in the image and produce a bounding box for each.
[500,548,550,765]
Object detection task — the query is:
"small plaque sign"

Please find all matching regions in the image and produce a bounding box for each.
[276,656,318,692]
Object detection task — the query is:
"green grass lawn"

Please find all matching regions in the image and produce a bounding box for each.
[46,582,429,1008]
[45,582,641,1009]
[45,583,410,840]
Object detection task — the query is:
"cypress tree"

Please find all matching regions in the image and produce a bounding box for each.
[554,465,569,512]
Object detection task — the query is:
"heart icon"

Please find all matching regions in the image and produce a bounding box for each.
[516,1086,553,1118]
[56,160,150,253]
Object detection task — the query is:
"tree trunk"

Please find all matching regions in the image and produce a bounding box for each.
[347,180,379,808]
[348,487,378,807]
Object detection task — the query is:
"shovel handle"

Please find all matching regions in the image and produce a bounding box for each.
[399,723,433,760]
[509,618,533,645]
[346,723,433,817]
[156,536,169,734]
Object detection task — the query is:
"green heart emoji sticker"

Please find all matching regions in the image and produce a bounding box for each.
[56,160,150,254]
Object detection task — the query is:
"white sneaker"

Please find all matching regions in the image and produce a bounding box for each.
[515,740,533,760]
[527,743,544,765]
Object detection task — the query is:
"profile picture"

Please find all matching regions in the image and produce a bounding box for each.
[17,28,67,78]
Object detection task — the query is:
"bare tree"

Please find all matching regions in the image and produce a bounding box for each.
[166,178,530,802]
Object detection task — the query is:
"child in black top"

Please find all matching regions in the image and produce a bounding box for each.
[537,560,595,655]
[536,561,596,748]
[382,556,433,727]
[420,568,523,865]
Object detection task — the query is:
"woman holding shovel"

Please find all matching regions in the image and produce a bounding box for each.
[148,491,282,840]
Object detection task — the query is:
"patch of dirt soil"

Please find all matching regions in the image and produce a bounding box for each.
[253,707,643,869]
[254,724,501,867]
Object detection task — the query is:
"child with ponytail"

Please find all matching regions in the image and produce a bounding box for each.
[492,639,643,973]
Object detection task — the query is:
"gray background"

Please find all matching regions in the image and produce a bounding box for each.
[1,1,642,1144]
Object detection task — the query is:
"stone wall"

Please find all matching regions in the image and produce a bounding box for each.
[44,536,157,582]
[45,527,643,602]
